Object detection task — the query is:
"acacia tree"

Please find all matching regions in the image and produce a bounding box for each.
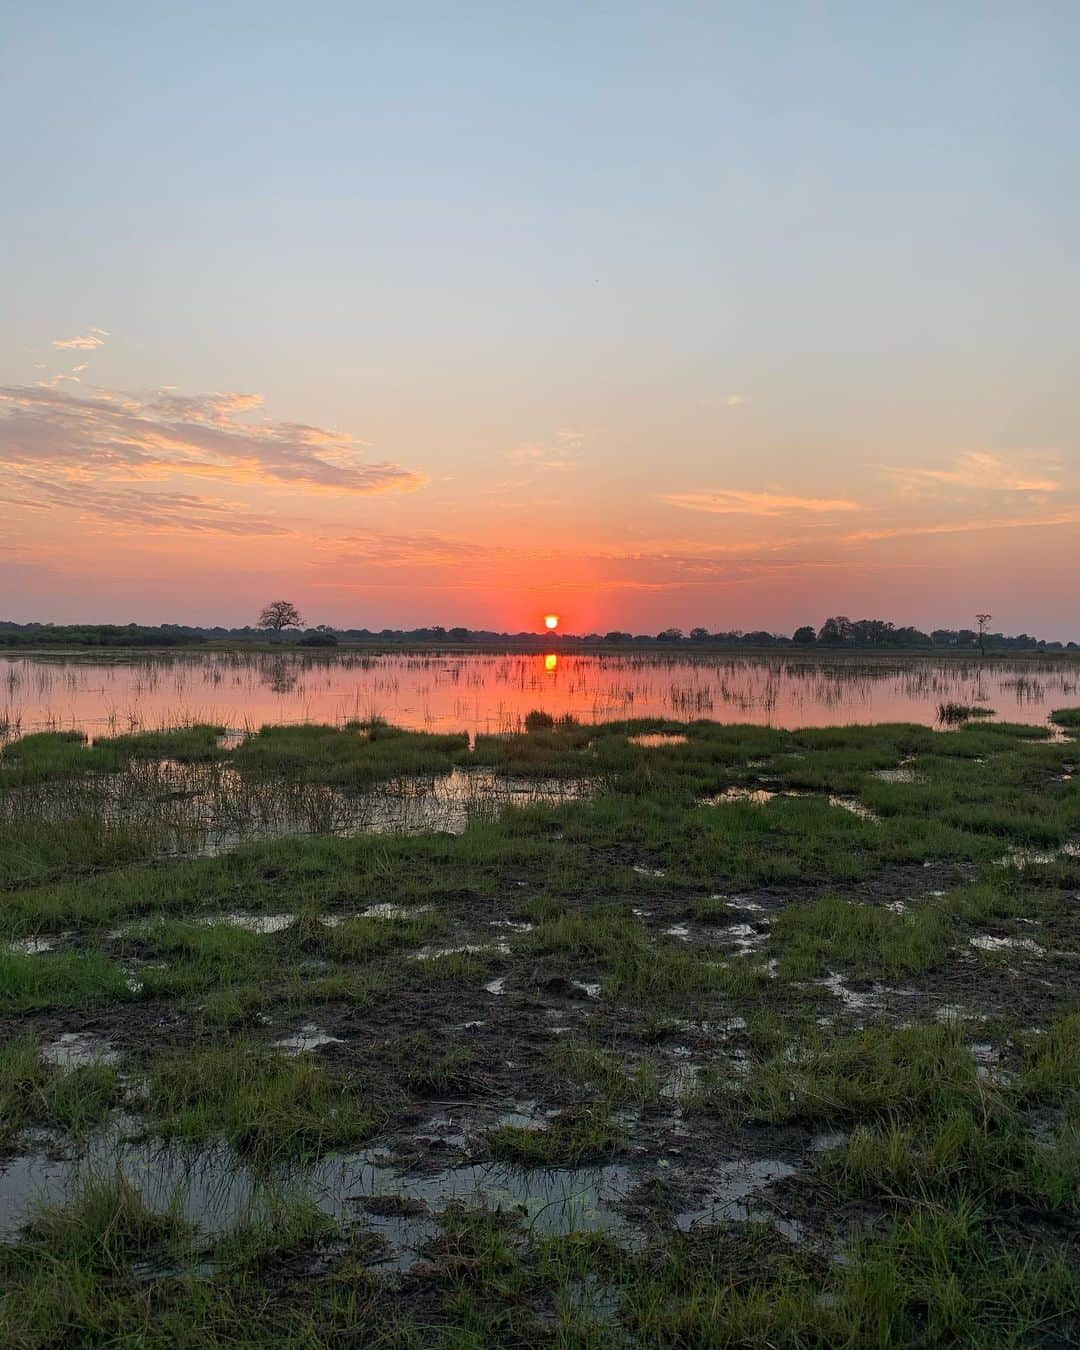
[258,600,304,633]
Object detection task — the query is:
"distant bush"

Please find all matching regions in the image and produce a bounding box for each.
[298,632,338,647]
[524,710,555,732]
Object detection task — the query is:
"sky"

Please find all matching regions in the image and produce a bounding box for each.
[2,2,1078,637]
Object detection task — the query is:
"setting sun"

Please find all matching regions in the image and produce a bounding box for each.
[544,614,559,630]
[544,653,558,673]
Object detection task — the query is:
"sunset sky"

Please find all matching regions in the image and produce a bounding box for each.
[2,4,1078,636]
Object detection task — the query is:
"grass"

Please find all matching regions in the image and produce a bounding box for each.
[146,1042,388,1162]
[0,708,1077,1343]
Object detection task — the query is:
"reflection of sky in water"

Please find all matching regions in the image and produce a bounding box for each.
[0,763,593,853]
[2,651,1077,739]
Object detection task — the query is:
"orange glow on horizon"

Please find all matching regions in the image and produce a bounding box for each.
[544,614,559,630]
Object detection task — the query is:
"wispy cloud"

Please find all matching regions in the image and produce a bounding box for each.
[885,451,1061,495]
[507,428,584,471]
[0,471,292,536]
[51,328,109,350]
[662,489,859,516]
[0,384,427,496]
[841,509,1080,545]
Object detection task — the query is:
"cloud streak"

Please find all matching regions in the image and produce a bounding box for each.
[885,451,1061,495]
[662,489,859,516]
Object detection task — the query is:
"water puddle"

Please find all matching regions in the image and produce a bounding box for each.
[673,1157,798,1232]
[628,734,689,748]
[0,1124,638,1260]
[197,913,296,934]
[7,936,65,955]
[41,1033,119,1069]
[1,762,595,856]
[359,904,433,921]
[995,843,1080,867]
[970,934,1045,955]
[870,766,919,783]
[274,1024,342,1055]
[703,788,878,821]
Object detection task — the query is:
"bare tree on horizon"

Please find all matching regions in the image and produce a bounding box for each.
[258,600,304,633]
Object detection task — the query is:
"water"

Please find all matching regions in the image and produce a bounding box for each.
[2,649,1076,740]
[0,761,594,851]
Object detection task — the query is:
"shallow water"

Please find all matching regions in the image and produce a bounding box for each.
[0,762,593,851]
[2,649,1076,740]
[0,1121,640,1261]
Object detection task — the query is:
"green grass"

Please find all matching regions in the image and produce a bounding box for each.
[0,950,134,1012]
[1,708,1078,1344]
[145,1042,387,1162]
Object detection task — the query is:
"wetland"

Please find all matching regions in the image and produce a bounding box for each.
[0,650,1077,1345]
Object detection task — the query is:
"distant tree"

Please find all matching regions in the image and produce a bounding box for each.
[818,616,851,646]
[792,625,816,645]
[604,631,632,642]
[257,600,304,633]
[976,613,992,657]
[689,627,709,642]
[656,628,684,643]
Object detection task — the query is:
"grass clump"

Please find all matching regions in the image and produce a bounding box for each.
[146,1043,385,1161]
[231,722,469,786]
[0,950,133,1012]
[487,1107,623,1165]
[770,894,954,979]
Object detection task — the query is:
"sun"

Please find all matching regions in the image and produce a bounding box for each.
[544,614,559,630]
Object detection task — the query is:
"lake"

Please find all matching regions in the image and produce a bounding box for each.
[3,648,1077,740]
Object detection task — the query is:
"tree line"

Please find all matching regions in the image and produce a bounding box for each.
[0,611,1076,652]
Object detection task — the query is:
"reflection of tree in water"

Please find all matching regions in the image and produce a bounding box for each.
[263,660,299,695]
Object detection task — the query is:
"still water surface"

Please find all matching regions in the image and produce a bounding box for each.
[2,649,1077,738]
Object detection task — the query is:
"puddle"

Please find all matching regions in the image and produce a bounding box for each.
[628,734,689,748]
[632,866,666,878]
[870,767,919,783]
[7,936,64,955]
[411,941,509,962]
[995,843,1080,867]
[827,796,880,822]
[704,787,777,806]
[359,904,432,921]
[719,895,767,915]
[1,763,595,856]
[816,972,881,1013]
[970,935,1045,955]
[197,913,296,935]
[703,788,878,821]
[41,1033,119,1069]
[274,1024,342,1055]
[0,1124,638,1261]
[664,924,691,941]
[673,1157,798,1232]
[571,980,602,999]
[484,977,507,996]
